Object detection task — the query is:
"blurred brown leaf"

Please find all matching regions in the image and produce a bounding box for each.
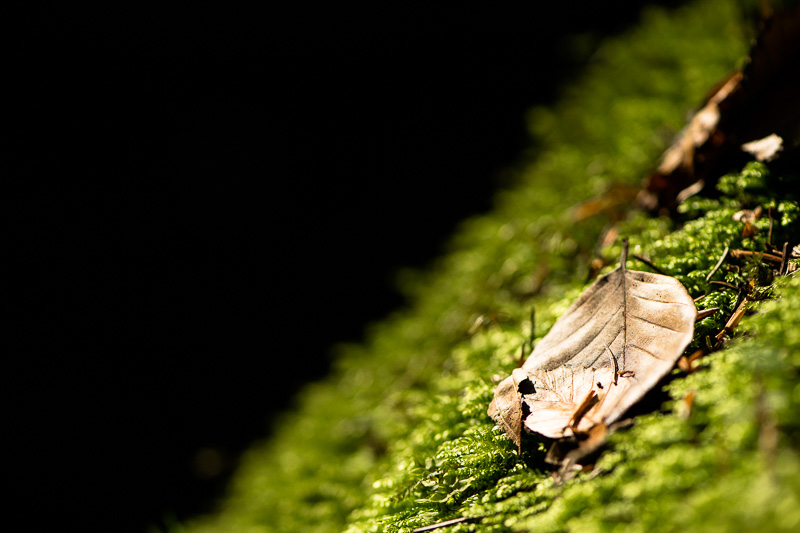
[640,7,800,214]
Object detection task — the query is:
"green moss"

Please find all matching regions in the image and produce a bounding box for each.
[717,161,771,202]
[178,1,800,532]
[521,274,800,533]
[335,161,799,533]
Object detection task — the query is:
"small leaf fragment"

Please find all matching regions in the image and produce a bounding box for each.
[741,133,783,162]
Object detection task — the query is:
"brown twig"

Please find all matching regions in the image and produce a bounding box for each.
[715,297,749,343]
[730,249,783,264]
[705,245,730,281]
[709,280,740,291]
[568,390,600,430]
[696,308,720,321]
[632,254,667,275]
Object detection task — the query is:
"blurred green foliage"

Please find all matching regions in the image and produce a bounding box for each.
[178,1,800,532]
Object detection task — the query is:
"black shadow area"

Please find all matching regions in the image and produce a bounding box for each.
[7,2,684,531]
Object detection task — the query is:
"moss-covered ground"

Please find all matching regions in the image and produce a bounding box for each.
[177,1,800,531]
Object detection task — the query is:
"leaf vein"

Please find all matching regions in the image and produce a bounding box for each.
[628,313,684,332]
[631,292,695,305]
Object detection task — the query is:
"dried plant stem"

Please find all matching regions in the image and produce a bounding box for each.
[696,307,720,321]
[730,249,783,264]
[633,254,667,275]
[709,280,740,291]
[715,297,749,343]
[705,245,730,281]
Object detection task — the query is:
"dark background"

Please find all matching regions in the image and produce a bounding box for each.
[7,3,682,531]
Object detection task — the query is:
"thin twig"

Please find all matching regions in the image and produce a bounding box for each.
[412,517,471,533]
[709,280,740,291]
[730,249,783,264]
[632,254,667,275]
[568,390,600,430]
[696,307,720,321]
[780,242,789,275]
[705,245,730,281]
[715,297,749,343]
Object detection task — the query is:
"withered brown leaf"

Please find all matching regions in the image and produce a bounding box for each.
[487,368,528,448]
[489,244,696,441]
[640,7,800,214]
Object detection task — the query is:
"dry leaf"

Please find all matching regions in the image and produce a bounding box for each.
[489,242,696,441]
[487,368,529,448]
